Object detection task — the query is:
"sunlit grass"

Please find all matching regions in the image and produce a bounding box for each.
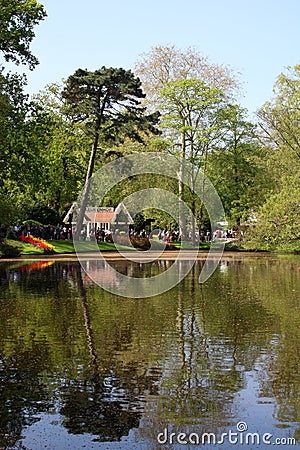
[17,239,130,254]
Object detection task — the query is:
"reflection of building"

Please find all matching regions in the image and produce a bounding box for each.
[82,260,120,285]
[63,202,133,235]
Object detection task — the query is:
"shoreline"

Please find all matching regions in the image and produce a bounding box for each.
[1,249,298,263]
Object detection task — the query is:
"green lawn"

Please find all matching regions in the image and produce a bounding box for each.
[172,241,210,250]
[52,240,128,254]
[51,240,122,253]
[4,239,128,256]
[5,238,296,257]
[3,238,224,256]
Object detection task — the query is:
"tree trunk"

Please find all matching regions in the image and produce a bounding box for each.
[74,91,105,241]
[74,131,99,240]
[75,265,102,392]
[198,145,209,231]
[191,195,196,245]
[178,128,187,240]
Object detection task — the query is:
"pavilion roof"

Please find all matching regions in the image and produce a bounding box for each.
[84,210,115,223]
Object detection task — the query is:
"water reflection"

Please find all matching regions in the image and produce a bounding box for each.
[0,255,299,448]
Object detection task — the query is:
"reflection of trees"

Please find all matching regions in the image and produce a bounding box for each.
[245,258,300,441]
[58,266,147,441]
[257,337,300,426]
[0,263,9,289]
[0,343,51,449]
[76,265,101,389]
[149,259,282,435]
[0,261,167,443]
[0,256,299,445]
[0,260,79,299]
[160,263,246,426]
[60,385,140,441]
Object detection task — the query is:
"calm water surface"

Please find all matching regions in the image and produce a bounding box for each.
[0,255,299,449]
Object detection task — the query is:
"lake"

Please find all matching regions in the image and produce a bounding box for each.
[0,254,299,449]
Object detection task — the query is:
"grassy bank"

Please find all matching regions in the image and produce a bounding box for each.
[1,238,299,258]
[1,239,125,256]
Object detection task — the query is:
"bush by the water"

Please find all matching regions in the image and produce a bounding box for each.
[0,240,21,258]
[112,234,151,250]
[111,234,173,250]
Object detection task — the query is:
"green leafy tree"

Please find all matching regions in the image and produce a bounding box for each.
[244,174,300,250]
[41,123,90,214]
[257,64,300,160]
[247,63,300,249]
[24,201,60,225]
[0,0,46,225]
[133,212,145,232]
[0,0,46,69]
[160,78,226,238]
[135,44,239,110]
[135,46,239,239]
[29,84,90,214]
[62,67,160,238]
[0,197,16,226]
[0,72,33,222]
[0,99,53,213]
[207,105,268,225]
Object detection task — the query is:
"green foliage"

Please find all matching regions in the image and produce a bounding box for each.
[246,63,300,251]
[206,105,268,224]
[244,175,300,250]
[0,78,91,218]
[0,239,21,257]
[62,67,160,144]
[0,0,47,69]
[0,196,18,224]
[23,201,61,225]
[258,64,300,159]
[38,120,90,212]
[0,73,49,218]
[0,72,30,185]
[160,78,225,157]
[133,212,145,232]
[62,67,160,238]
[29,85,91,213]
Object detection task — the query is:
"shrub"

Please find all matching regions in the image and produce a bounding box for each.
[0,240,21,258]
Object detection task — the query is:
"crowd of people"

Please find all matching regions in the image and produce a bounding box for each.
[130,227,236,244]
[13,223,73,241]
[85,227,112,242]
[11,223,236,244]
[156,228,236,243]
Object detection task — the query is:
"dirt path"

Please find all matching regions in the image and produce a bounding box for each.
[0,249,279,263]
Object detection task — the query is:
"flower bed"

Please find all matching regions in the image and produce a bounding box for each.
[20,235,55,253]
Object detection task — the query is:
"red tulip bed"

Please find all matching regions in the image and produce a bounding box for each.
[19,235,55,253]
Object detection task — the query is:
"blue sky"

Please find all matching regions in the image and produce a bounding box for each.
[22,0,300,116]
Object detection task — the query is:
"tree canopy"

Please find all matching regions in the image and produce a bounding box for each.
[62,67,160,237]
[135,44,239,109]
[244,64,300,250]
[0,0,46,69]
[62,67,159,144]
[0,31,298,252]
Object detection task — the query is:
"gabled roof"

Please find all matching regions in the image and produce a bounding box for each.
[84,210,115,223]
[112,202,134,224]
[63,202,134,224]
